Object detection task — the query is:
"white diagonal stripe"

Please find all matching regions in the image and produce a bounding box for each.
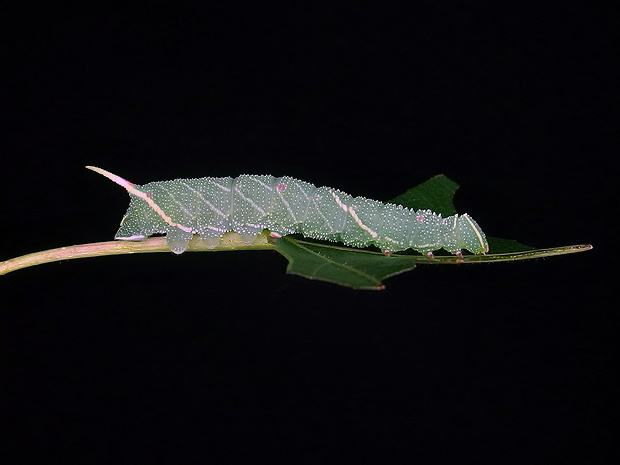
[276,190,297,222]
[250,177,273,190]
[209,180,231,192]
[234,183,266,216]
[180,181,227,218]
[160,185,194,217]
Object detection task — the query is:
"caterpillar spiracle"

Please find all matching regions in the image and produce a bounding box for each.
[87,167,489,257]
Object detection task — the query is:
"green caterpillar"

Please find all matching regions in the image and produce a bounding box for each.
[87,167,489,257]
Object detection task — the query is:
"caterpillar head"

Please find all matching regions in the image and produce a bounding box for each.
[457,214,489,254]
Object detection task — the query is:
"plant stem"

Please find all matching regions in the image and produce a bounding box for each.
[0,233,275,276]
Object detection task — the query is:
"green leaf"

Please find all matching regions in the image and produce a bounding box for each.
[486,237,535,253]
[388,243,592,264]
[389,174,459,216]
[274,236,417,290]
[274,236,591,289]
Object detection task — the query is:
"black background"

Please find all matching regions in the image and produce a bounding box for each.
[1,3,614,463]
